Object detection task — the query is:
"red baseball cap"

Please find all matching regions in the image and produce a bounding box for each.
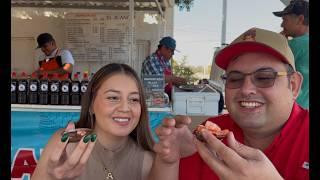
[215,28,295,71]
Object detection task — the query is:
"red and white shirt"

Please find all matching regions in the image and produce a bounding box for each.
[179,102,309,180]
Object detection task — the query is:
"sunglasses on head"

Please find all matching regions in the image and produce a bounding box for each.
[221,68,293,89]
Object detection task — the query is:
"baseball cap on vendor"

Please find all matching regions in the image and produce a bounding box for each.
[215,27,296,71]
[159,36,176,51]
[36,33,55,48]
[273,0,308,19]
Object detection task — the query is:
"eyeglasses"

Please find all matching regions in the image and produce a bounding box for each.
[221,68,292,89]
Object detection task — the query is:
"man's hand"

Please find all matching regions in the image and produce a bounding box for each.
[195,130,283,180]
[153,115,196,164]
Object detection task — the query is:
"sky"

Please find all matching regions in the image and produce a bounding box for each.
[173,0,286,66]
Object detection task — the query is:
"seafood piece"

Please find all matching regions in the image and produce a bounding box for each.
[62,128,93,143]
[194,121,229,142]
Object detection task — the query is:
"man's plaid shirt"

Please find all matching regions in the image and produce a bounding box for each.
[141,52,171,75]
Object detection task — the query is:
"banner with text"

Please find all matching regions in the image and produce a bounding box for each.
[11,110,168,180]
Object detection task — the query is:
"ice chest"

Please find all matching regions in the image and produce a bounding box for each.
[172,85,220,116]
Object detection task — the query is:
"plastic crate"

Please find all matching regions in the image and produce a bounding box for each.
[172,86,220,116]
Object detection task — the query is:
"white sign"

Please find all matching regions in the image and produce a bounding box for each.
[65,12,134,64]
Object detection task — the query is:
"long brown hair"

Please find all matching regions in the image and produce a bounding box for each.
[75,63,154,151]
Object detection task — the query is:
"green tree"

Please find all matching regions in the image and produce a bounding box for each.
[190,66,203,73]
[172,56,197,83]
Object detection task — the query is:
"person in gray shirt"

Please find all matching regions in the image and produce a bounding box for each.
[34,33,74,78]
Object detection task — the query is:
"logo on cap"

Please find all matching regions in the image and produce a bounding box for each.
[242,28,256,41]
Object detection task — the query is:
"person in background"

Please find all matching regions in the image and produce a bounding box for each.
[154,28,309,180]
[34,33,74,78]
[273,0,309,108]
[141,36,187,98]
[31,63,178,180]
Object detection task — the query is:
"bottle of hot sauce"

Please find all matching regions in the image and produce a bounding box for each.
[60,73,71,105]
[17,72,28,104]
[50,73,60,105]
[71,73,81,105]
[39,72,49,105]
[80,71,89,98]
[28,72,39,104]
[11,72,18,104]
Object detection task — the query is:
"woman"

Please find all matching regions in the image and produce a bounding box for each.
[31,63,177,180]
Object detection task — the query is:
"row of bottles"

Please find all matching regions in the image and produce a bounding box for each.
[11,71,90,105]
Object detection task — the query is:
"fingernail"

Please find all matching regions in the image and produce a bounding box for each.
[83,134,91,143]
[61,133,69,142]
[91,134,97,142]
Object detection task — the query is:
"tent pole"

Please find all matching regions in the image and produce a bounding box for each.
[221,0,227,46]
[129,0,134,66]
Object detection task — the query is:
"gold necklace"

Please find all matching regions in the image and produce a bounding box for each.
[101,141,129,180]
[93,138,132,180]
[104,167,114,180]
[101,146,118,180]
[93,141,117,180]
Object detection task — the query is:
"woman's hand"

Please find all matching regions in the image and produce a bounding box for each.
[32,122,97,179]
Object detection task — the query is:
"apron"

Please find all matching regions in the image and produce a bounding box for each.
[38,49,66,79]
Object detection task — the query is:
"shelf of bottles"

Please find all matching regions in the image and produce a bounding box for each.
[11,71,172,112]
[11,71,90,106]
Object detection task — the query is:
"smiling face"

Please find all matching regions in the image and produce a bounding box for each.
[225,52,299,133]
[91,73,141,138]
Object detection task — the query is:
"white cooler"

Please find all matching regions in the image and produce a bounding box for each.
[172,85,220,116]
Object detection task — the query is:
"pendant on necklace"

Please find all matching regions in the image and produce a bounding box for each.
[104,167,114,180]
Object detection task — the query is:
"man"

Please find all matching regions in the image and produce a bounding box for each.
[153,28,309,179]
[141,36,187,98]
[34,33,74,78]
[273,0,309,108]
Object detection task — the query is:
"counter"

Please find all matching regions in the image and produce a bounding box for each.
[11,104,171,180]
[11,104,171,112]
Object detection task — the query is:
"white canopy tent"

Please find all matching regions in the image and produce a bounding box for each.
[11,0,175,75]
